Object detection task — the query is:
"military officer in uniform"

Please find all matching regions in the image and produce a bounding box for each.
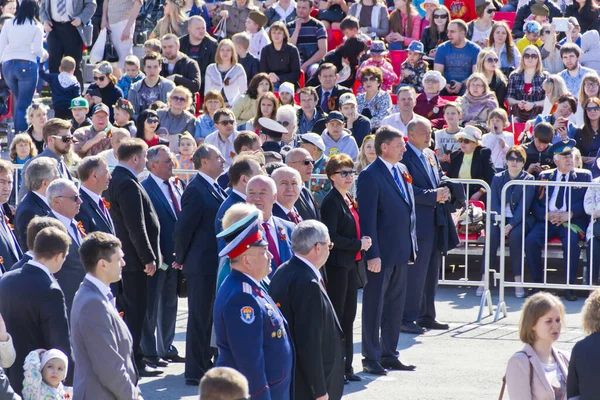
[213,209,294,400]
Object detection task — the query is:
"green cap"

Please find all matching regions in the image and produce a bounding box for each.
[69,97,89,110]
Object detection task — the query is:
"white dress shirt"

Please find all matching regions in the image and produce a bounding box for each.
[378,156,409,195]
[53,211,81,245]
[276,202,293,215]
[204,130,239,168]
[80,185,101,205]
[380,113,428,137]
[85,273,116,308]
[50,0,73,23]
[549,171,570,212]
[150,173,182,216]
[231,188,247,201]
[197,171,218,187]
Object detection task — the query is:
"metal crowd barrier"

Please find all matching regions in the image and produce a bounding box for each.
[494,179,600,322]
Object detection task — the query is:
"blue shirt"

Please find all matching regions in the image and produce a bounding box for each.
[434,40,481,83]
[533,114,577,143]
[195,114,216,139]
[558,65,597,97]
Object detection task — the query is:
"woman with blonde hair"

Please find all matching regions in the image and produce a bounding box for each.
[204,39,247,106]
[356,134,376,173]
[487,21,520,77]
[574,73,600,126]
[567,289,600,398]
[386,0,422,50]
[24,103,48,154]
[507,45,548,122]
[475,49,507,110]
[505,292,569,400]
[150,0,188,38]
[158,86,197,151]
[456,72,499,129]
[540,74,568,116]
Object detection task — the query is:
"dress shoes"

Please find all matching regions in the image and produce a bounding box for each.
[362,360,387,375]
[142,357,168,368]
[400,322,426,334]
[563,289,578,302]
[417,320,450,330]
[138,365,163,377]
[185,378,201,386]
[164,354,186,363]
[345,373,362,382]
[380,359,416,371]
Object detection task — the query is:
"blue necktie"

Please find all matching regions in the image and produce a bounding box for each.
[420,153,437,187]
[392,166,408,201]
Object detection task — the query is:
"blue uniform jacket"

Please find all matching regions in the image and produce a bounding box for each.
[214,269,294,400]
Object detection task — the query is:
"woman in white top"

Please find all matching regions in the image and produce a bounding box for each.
[204,39,247,107]
[466,0,496,48]
[0,0,46,133]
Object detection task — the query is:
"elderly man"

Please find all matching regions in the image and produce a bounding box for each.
[73,103,112,158]
[525,140,592,302]
[299,132,330,207]
[314,63,352,113]
[76,156,114,235]
[205,109,240,168]
[287,0,327,78]
[401,120,453,334]
[179,16,217,96]
[98,127,131,167]
[0,162,21,272]
[160,34,201,96]
[107,138,162,377]
[271,166,303,224]
[213,206,294,400]
[15,158,58,250]
[140,145,185,367]
[247,175,294,276]
[381,87,429,136]
[270,220,344,400]
[286,148,320,220]
[47,179,85,314]
[174,144,227,385]
[0,226,72,394]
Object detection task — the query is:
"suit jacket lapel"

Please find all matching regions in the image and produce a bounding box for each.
[80,190,114,232]
[197,174,226,202]
[375,158,405,201]
[147,177,177,220]
[273,218,292,262]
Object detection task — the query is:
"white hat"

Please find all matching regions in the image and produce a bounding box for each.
[422,70,447,90]
[339,93,357,107]
[300,133,326,152]
[41,349,69,376]
[278,82,295,96]
[455,126,483,143]
[420,0,440,11]
[259,118,288,137]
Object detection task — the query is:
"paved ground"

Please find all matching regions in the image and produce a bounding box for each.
[140,284,588,400]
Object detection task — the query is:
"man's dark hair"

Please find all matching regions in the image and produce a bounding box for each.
[263,151,283,164]
[317,63,337,77]
[142,51,161,68]
[26,217,67,254]
[79,232,123,273]
[265,162,285,175]
[77,155,106,182]
[117,138,148,162]
[298,87,318,102]
[234,131,260,154]
[192,144,215,169]
[339,15,359,31]
[297,0,314,8]
[560,43,582,59]
[228,156,260,186]
[213,108,235,125]
[533,122,554,144]
[449,19,468,34]
[33,227,70,260]
[374,125,403,156]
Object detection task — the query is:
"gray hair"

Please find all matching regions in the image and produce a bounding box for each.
[406,119,431,135]
[285,148,310,166]
[25,157,59,191]
[271,166,301,183]
[146,144,171,169]
[193,144,218,170]
[246,175,277,195]
[291,220,330,255]
[47,178,78,203]
[276,105,298,125]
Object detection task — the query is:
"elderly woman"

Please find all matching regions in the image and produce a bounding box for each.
[204,39,247,106]
[482,145,534,297]
[356,66,392,131]
[356,134,376,173]
[231,73,273,128]
[194,90,225,144]
[507,45,548,122]
[487,21,520,77]
[456,73,499,131]
[277,105,299,150]
[414,70,447,129]
[25,103,48,154]
[212,0,257,39]
[259,21,301,89]
[85,61,124,122]
[568,289,600,399]
[157,86,197,152]
[575,97,600,169]
[447,126,496,200]
[321,154,371,384]
[475,49,508,110]
[136,109,169,148]
[347,0,389,39]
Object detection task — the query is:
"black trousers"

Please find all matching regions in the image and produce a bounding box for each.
[185,274,217,380]
[47,21,84,89]
[326,263,359,374]
[121,270,148,367]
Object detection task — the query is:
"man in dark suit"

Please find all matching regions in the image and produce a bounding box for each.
[71,232,141,399]
[174,144,227,385]
[401,120,452,334]
[0,162,22,273]
[315,63,352,113]
[286,148,320,220]
[0,226,72,395]
[47,179,86,315]
[246,175,295,277]
[525,139,592,302]
[107,138,162,377]
[20,119,75,201]
[270,220,344,400]
[75,156,114,235]
[179,16,217,96]
[357,125,418,375]
[271,167,304,224]
[140,146,185,367]
[11,217,66,272]
[15,157,57,249]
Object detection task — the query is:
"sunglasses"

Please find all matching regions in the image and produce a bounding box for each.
[433,14,448,19]
[93,76,106,81]
[219,120,235,126]
[316,241,334,250]
[543,30,551,35]
[523,53,539,60]
[291,159,314,166]
[146,118,159,124]
[485,8,495,13]
[458,138,473,144]
[486,57,499,63]
[506,156,524,163]
[171,95,186,102]
[333,170,356,178]
[57,194,81,202]
[361,76,379,83]
[51,135,76,143]
[586,106,600,112]
[277,120,291,127]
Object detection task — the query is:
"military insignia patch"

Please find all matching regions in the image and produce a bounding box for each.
[240,306,255,324]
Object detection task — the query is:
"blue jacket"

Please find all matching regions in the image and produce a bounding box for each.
[491,170,536,231]
[117,73,144,100]
[39,70,80,109]
[214,269,294,400]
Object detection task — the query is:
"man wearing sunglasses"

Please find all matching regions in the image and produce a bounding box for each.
[286,148,320,221]
[160,34,201,98]
[205,109,240,168]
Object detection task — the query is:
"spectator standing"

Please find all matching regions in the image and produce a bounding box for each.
[157,86,197,151]
[286,148,320,220]
[179,16,217,96]
[212,0,257,39]
[259,21,301,89]
[160,34,202,97]
[347,0,389,40]
[75,156,114,237]
[85,61,124,122]
[0,0,46,133]
[204,39,247,106]
[73,104,112,158]
[150,0,188,39]
[0,162,21,272]
[25,103,48,155]
[128,52,177,118]
[287,0,328,78]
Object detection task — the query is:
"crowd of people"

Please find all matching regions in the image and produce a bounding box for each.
[0,0,599,398]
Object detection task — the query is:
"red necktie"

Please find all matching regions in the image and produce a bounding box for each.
[164,180,181,216]
[287,211,301,225]
[262,222,281,267]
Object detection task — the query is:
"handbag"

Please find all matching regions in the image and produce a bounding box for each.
[103,31,119,63]
[213,18,227,41]
[77,21,93,47]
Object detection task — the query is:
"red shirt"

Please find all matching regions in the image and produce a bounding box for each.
[144,135,161,148]
[345,196,362,261]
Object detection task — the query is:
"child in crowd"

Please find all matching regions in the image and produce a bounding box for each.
[398,40,428,93]
[516,21,543,54]
[246,10,270,60]
[69,97,92,133]
[356,41,398,94]
[113,98,137,137]
[176,132,197,175]
[22,349,71,400]
[39,56,80,120]
[144,38,162,55]
[434,102,463,169]
[117,55,144,99]
[483,108,514,170]
[232,33,260,86]
[278,82,297,108]
[340,16,371,45]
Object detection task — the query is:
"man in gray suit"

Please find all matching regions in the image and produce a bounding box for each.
[71,231,141,399]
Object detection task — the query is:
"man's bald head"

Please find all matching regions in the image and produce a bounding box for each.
[407,119,432,151]
[285,148,313,182]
